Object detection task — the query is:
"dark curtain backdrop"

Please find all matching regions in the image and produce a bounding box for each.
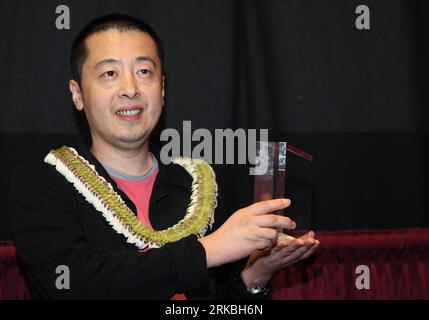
[1,0,427,239]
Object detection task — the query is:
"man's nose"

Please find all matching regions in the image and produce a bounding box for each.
[119,72,140,100]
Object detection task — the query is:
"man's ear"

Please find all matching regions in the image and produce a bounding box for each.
[161,75,165,104]
[69,80,84,111]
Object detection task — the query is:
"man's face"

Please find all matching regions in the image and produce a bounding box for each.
[69,29,164,150]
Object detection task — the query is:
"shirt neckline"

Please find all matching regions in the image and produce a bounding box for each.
[102,153,159,182]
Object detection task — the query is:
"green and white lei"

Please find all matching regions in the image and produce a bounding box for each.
[44,146,217,249]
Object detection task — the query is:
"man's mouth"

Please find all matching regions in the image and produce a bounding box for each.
[116,109,142,116]
[115,105,144,121]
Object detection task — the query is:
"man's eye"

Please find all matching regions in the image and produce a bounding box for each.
[102,71,117,78]
[138,69,152,76]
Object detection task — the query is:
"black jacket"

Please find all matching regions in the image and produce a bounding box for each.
[9,143,258,300]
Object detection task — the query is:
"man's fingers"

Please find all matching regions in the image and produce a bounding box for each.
[279,242,311,261]
[274,238,306,257]
[281,238,318,260]
[255,239,273,251]
[244,199,291,216]
[298,241,320,260]
[253,214,296,230]
[276,237,313,256]
[254,228,278,243]
[276,236,303,249]
[299,230,315,240]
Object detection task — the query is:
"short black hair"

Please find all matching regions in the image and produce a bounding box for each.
[70,13,164,85]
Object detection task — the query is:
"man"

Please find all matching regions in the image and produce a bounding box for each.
[9,14,319,299]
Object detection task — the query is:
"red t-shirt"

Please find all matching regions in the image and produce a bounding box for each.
[111,169,158,230]
[109,165,187,300]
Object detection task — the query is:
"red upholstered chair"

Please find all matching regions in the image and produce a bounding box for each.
[270,228,429,300]
[0,241,30,300]
[1,228,428,300]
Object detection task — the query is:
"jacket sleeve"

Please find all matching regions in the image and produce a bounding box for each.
[197,193,268,300]
[9,163,209,299]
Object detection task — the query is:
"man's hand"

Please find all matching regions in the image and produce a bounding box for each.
[240,231,320,288]
[198,199,296,268]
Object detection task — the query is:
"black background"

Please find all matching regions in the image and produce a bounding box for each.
[1,0,427,239]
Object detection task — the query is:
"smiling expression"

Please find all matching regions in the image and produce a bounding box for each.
[69,29,165,150]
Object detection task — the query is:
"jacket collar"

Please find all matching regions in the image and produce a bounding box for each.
[72,140,191,213]
[74,140,189,186]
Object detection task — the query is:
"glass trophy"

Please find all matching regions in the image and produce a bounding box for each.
[253,141,313,238]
